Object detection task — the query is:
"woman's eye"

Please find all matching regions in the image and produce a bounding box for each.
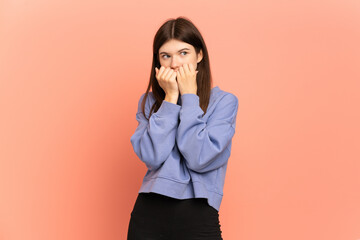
[162,52,188,59]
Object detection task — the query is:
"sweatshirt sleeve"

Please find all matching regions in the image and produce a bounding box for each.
[130,93,181,171]
[176,93,239,173]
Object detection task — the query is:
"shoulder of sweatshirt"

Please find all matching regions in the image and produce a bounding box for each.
[137,92,153,111]
[207,87,239,115]
[135,92,155,119]
[207,87,239,129]
[211,87,238,105]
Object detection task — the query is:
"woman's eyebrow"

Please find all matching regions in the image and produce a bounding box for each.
[159,48,190,54]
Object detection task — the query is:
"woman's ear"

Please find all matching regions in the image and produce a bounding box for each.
[197,49,203,63]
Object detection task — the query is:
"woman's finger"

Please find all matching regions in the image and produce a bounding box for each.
[164,68,174,81]
[158,66,165,79]
[184,63,191,74]
[170,71,177,81]
[179,65,185,78]
[161,67,170,80]
[189,63,195,73]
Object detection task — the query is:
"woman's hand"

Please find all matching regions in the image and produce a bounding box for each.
[155,66,179,97]
[176,63,199,95]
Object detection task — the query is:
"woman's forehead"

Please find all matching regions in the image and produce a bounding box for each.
[159,40,194,53]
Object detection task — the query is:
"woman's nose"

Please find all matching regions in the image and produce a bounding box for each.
[170,58,180,70]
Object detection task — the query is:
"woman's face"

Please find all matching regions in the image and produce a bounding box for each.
[158,39,203,72]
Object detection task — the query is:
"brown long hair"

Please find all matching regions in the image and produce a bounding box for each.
[141,16,213,120]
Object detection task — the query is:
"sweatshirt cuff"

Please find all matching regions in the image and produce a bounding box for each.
[154,100,181,122]
[181,93,200,108]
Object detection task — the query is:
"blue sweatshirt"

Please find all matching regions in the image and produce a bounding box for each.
[130,86,239,212]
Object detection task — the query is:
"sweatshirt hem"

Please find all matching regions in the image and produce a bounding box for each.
[138,176,223,212]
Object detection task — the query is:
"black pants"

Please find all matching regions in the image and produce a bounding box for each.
[127,192,223,240]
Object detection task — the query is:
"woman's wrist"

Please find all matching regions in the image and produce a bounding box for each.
[164,94,179,104]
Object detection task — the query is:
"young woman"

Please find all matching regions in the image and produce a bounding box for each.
[127,16,239,240]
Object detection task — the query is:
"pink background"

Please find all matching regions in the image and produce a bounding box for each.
[1,0,359,239]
